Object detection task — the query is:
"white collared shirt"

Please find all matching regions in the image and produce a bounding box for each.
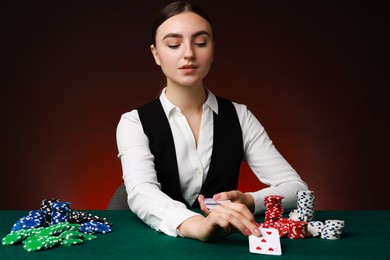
[116,88,308,237]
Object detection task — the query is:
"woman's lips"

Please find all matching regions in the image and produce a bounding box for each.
[179,64,198,72]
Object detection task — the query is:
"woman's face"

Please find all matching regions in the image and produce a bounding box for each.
[151,11,214,88]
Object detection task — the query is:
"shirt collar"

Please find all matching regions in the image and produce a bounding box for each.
[204,88,218,114]
[159,87,219,119]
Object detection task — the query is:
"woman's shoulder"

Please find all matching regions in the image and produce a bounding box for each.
[119,109,141,126]
[120,98,161,120]
[217,96,249,114]
[221,98,261,127]
[211,92,248,111]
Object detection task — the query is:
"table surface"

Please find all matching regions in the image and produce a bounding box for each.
[1,210,389,260]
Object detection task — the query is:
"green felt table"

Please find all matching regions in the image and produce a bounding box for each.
[1,210,389,260]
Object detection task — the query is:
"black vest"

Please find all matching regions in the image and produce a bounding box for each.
[137,96,243,208]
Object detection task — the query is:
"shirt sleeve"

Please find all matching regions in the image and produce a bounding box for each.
[233,103,309,214]
[116,110,200,237]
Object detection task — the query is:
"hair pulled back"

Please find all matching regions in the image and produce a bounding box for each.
[151,1,213,45]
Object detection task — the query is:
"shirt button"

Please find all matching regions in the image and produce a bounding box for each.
[196,169,202,175]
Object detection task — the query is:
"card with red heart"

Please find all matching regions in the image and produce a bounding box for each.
[248,228,282,255]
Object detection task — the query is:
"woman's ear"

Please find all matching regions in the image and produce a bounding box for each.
[150,44,161,66]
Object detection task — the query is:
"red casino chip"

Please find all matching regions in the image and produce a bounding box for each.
[288,221,308,239]
[264,196,284,208]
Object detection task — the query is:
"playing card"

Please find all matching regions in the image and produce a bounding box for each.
[248,228,282,255]
[204,198,231,210]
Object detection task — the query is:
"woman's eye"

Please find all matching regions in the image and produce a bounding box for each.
[195,42,207,47]
[168,44,179,49]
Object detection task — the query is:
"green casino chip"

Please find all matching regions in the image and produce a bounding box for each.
[23,238,47,252]
[59,230,84,240]
[43,236,62,249]
[36,222,70,236]
[23,236,61,252]
[68,223,80,231]
[2,232,29,245]
[26,227,45,236]
[22,236,37,245]
[3,202,112,253]
[49,222,71,234]
[82,234,97,240]
[61,238,84,246]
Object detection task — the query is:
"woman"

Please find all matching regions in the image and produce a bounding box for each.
[116,1,308,242]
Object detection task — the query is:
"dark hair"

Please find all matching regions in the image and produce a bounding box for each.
[151,1,214,45]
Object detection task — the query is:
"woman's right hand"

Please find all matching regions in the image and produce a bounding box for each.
[177,196,261,242]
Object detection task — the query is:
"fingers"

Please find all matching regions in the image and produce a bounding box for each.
[198,195,211,215]
[208,202,261,237]
[221,202,256,224]
[217,202,257,227]
[179,202,261,242]
[205,213,232,234]
[199,192,260,238]
[214,191,255,212]
[213,191,239,202]
[214,190,247,204]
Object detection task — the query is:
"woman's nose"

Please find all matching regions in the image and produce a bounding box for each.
[183,44,195,60]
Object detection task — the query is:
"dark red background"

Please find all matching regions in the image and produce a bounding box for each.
[1,1,388,210]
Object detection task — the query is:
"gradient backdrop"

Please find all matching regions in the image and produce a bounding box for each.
[1,1,388,210]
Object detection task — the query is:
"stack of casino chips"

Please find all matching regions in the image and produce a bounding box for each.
[69,211,112,226]
[40,198,60,227]
[320,220,345,240]
[257,194,310,239]
[288,221,309,239]
[2,199,113,253]
[40,198,113,227]
[50,202,71,225]
[258,196,291,237]
[79,221,112,234]
[256,191,345,240]
[11,210,47,232]
[264,195,284,223]
[307,221,324,237]
[289,190,315,222]
[2,222,100,252]
[268,218,292,237]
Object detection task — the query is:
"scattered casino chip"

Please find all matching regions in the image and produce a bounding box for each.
[82,234,98,241]
[2,232,29,245]
[79,221,112,234]
[2,199,113,252]
[22,236,62,252]
[61,238,84,246]
[59,230,84,240]
[11,210,47,232]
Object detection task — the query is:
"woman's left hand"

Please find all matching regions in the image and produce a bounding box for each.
[199,191,255,214]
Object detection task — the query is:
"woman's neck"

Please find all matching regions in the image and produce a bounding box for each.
[165,82,207,113]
